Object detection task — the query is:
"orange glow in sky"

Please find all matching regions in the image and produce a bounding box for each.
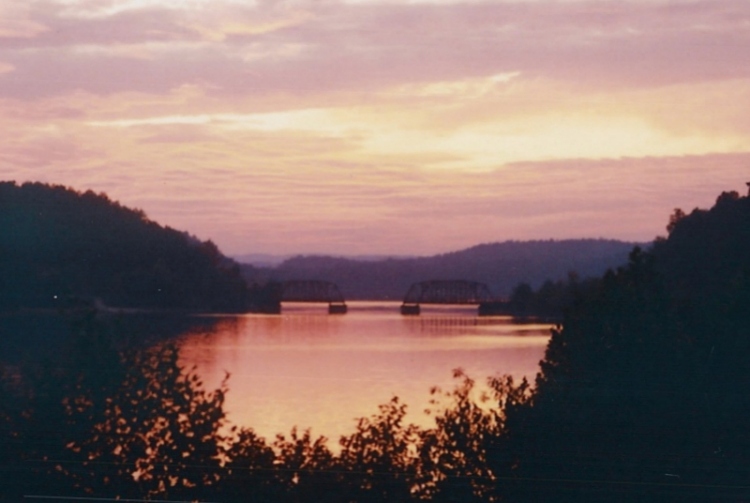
[2,0,750,256]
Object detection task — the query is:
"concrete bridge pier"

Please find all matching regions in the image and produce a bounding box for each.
[400,303,420,315]
[328,302,348,314]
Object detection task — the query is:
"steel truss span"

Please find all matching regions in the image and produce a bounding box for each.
[402,280,494,305]
[281,280,347,304]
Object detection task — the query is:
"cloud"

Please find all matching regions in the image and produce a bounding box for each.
[0,4,49,39]
[2,0,750,255]
[5,104,747,255]
[0,0,749,99]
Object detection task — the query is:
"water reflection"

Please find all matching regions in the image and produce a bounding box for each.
[176,301,551,443]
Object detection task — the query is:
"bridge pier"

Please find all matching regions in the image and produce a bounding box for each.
[400,304,420,315]
[328,303,348,314]
[253,302,282,314]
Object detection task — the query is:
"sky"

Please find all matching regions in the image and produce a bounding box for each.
[1,0,750,257]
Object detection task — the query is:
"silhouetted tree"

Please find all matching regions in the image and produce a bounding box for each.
[338,397,419,503]
[219,427,278,502]
[0,313,232,500]
[508,271,599,319]
[272,428,337,503]
[418,370,499,502]
[74,344,229,500]
[494,189,750,502]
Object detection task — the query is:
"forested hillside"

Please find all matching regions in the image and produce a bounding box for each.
[0,182,250,312]
[242,239,640,300]
[493,188,750,501]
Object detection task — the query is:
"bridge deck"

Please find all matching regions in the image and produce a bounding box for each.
[281,280,347,314]
[400,280,496,315]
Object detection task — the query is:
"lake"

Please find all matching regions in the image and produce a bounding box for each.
[174,301,552,444]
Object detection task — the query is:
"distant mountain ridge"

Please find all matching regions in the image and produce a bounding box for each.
[240,239,645,300]
[234,253,416,267]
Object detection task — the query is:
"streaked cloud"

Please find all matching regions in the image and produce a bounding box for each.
[0,3,49,38]
[1,0,750,255]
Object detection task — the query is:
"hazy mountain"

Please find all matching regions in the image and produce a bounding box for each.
[233,253,291,268]
[240,239,645,300]
[234,253,415,267]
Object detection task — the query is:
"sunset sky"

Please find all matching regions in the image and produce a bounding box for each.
[2,0,749,256]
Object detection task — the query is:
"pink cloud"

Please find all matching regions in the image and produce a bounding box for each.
[7,146,744,256]
[2,0,750,256]
[0,0,748,99]
[0,3,48,39]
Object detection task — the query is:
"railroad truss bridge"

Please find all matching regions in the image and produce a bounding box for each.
[400,280,506,316]
[260,280,348,314]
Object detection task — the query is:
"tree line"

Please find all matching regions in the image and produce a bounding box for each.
[497,189,750,501]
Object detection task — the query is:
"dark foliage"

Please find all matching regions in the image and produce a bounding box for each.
[0,181,250,312]
[0,313,230,501]
[494,190,750,502]
[507,272,600,319]
[338,397,419,502]
[0,310,530,502]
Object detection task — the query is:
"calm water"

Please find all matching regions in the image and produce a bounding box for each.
[175,301,552,442]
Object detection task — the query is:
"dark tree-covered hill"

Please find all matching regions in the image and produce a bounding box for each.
[242,239,641,300]
[494,188,750,502]
[0,182,250,312]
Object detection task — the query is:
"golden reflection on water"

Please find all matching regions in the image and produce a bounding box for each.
[176,301,551,443]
